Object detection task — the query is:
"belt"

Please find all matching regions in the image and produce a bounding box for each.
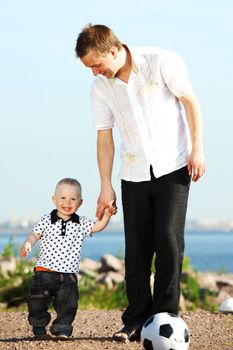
[34,266,53,272]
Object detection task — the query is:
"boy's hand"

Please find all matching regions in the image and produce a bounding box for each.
[96,188,117,220]
[104,207,112,217]
[20,242,31,257]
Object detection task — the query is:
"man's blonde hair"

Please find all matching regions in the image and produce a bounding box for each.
[75,23,123,58]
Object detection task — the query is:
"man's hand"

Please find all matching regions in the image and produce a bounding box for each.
[96,187,117,220]
[187,150,206,182]
[178,92,206,182]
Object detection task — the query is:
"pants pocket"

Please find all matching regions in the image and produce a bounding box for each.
[69,273,77,283]
[26,286,51,314]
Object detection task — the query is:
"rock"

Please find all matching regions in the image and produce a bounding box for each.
[0,257,17,278]
[106,271,124,284]
[98,273,114,289]
[0,302,8,310]
[218,297,233,313]
[216,278,233,295]
[217,280,233,288]
[99,255,124,273]
[196,272,219,291]
[79,258,101,273]
[216,290,231,304]
[97,271,124,288]
[197,272,233,295]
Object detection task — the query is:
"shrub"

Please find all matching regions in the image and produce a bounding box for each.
[78,276,127,309]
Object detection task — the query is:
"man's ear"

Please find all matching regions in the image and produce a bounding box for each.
[110,47,118,58]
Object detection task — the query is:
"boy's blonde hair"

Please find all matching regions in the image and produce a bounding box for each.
[55,178,82,198]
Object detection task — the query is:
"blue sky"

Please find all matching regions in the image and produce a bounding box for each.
[0,0,232,224]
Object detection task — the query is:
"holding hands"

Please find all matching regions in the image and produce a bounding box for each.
[96,186,117,220]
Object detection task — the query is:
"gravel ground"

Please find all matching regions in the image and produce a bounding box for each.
[0,310,232,350]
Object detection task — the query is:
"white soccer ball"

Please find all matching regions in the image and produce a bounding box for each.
[141,312,190,350]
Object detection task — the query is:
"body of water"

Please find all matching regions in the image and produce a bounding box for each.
[0,230,233,273]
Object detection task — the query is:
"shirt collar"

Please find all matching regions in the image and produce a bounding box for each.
[50,209,80,224]
[127,46,146,73]
[109,45,146,85]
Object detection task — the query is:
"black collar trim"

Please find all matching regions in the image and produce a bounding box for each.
[50,209,80,224]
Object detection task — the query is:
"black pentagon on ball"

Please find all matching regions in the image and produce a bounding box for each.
[143,338,154,350]
[144,315,155,328]
[184,328,190,342]
[168,312,179,318]
[159,323,173,338]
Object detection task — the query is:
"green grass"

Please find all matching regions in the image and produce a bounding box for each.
[78,276,127,309]
[0,239,221,312]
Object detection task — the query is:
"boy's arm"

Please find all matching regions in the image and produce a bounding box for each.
[20,232,40,257]
[91,209,112,233]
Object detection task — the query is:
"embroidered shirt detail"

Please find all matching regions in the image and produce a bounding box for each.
[91,46,193,180]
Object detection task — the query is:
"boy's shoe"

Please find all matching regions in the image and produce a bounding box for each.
[33,326,48,339]
[53,332,70,340]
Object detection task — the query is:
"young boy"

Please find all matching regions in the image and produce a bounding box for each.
[20,177,111,340]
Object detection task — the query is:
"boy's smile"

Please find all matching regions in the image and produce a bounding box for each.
[52,183,83,221]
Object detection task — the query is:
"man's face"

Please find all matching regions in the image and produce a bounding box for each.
[80,48,119,79]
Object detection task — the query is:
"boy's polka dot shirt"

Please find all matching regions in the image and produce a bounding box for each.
[32,210,95,273]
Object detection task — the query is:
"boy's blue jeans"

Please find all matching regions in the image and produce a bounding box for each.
[26,271,78,336]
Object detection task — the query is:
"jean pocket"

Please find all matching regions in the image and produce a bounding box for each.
[26,287,51,314]
[28,287,50,299]
[69,274,77,283]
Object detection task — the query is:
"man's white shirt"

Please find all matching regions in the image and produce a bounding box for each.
[91,46,193,180]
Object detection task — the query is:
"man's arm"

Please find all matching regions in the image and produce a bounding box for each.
[96,129,117,219]
[179,91,206,182]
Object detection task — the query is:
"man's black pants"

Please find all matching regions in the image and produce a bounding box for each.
[26,271,78,336]
[121,166,191,328]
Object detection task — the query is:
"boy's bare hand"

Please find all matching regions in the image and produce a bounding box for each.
[96,188,117,220]
[20,242,31,257]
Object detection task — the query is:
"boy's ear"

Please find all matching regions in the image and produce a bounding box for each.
[52,195,56,205]
[78,198,83,208]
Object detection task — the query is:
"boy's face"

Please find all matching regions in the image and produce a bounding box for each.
[52,183,83,220]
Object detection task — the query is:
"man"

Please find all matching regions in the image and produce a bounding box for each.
[75,24,205,342]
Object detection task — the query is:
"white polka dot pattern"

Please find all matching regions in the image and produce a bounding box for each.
[32,213,95,273]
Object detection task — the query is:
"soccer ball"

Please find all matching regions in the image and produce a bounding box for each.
[141,312,190,350]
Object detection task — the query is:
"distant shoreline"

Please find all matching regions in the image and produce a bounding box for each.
[0,228,233,235]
